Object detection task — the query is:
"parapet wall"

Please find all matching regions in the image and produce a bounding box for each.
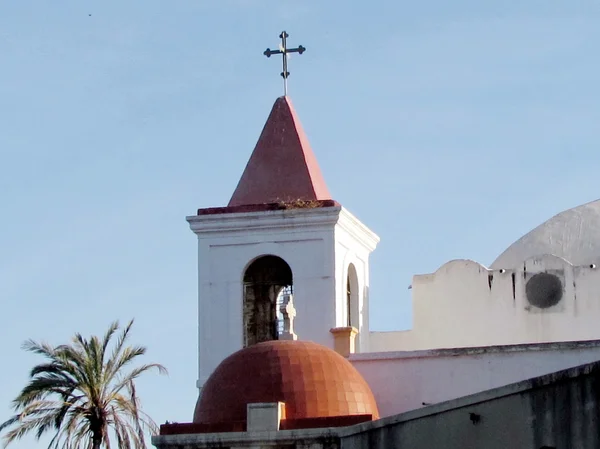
[370,255,600,352]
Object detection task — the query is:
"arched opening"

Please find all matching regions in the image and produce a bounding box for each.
[346,264,360,330]
[243,255,293,347]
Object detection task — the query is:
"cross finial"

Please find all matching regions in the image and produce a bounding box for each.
[264,31,306,96]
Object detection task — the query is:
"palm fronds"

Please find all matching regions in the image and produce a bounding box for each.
[0,320,167,449]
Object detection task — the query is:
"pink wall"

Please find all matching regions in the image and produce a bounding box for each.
[351,340,600,417]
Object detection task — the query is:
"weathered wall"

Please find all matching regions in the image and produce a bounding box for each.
[340,361,600,449]
[351,340,600,417]
[370,255,600,352]
[153,427,341,449]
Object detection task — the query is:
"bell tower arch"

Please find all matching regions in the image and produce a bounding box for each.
[242,255,293,347]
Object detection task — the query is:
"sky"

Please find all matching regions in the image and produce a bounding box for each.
[0,0,599,447]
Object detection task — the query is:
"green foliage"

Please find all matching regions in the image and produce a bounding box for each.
[0,320,167,449]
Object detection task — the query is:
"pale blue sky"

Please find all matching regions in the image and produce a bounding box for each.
[1,1,599,447]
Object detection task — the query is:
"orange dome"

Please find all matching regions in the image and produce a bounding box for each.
[194,340,379,426]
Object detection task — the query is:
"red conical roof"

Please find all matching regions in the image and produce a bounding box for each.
[228,97,332,207]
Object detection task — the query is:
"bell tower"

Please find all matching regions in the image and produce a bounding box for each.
[187,97,379,391]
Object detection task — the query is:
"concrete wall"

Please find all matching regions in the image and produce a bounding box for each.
[153,427,341,449]
[370,255,600,352]
[340,361,600,449]
[351,340,600,418]
[187,206,378,390]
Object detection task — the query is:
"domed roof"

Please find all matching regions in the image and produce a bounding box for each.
[492,199,600,269]
[194,340,379,426]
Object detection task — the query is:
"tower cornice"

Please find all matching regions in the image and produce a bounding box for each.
[187,205,343,236]
[337,207,380,253]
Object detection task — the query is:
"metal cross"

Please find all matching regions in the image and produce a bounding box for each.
[264,31,306,96]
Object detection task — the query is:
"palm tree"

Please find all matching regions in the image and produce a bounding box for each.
[0,319,167,449]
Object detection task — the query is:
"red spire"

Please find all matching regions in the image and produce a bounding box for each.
[228,97,331,207]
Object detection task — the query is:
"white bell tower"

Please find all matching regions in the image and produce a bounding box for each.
[187,97,379,391]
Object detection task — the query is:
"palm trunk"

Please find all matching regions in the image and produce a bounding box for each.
[91,427,103,449]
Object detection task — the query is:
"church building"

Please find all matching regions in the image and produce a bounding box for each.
[152,37,600,449]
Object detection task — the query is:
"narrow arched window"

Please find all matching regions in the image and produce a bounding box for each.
[346,264,359,329]
[346,276,352,327]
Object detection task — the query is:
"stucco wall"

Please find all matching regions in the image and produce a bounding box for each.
[351,340,600,418]
[371,255,600,352]
[341,361,600,449]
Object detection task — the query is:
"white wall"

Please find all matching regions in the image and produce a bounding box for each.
[351,341,600,418]
[334,209,379,352]
[188,206,378,390]
[371,255,600,352]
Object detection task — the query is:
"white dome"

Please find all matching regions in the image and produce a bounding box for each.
[491,199,600,269]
